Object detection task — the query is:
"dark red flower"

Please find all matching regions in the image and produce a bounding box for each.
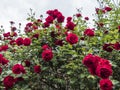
[104,6,112,12]
[9,40,16,45]
[67,17,72,22]
[25,60,31,67]
[3,76,15,89]
[43,22,50,28]
[42,50,53,61]
[84,28,95,37]
[103,43,113,52]
[55,40,64,46]
[99,79,113,90]
[1,45,9,51]
[12,64,25,74]
[32,34,39,39]
[57,14,65,23]
[0,57,9,65]
[23,38,31,46]
[16,37,23,46]
[66,33,78,44]
[84,17,89,20]
[76,13,82,17]
[96,64,112,79]
[0,67,2,74]
[45,16,54,23]
[114,42,120,50]
[66,22,75,30]
[3,32,10,37]
[42,44,50,50]
[82,54,101,69]
[34,65,41,73]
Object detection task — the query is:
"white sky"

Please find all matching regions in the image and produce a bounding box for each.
[0,0,99,31]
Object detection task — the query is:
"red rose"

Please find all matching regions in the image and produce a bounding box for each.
[9,40,16,45]
[55,40,64,46]
[12,64,25,74]
[0,67,2,74]
[76,13,82,17]
[23,38,31,46]
[25,60,31,67]
[42,44,51,50]
[0,57,9,65]
[43,22,50,28]
[42,50,53,61]
[84,17,89,20]
[114,42,120,50]
[96,64,112,79]
[1,45,9,51]
[84,28,95,37]
[66,33,78,44]
[57,14,65,23]
[3,32,10,37]
[67,17,72,22]
[66,22,75,30]
[32,34,39,39]
[99,79,113,90]
[82,54,101,68]
[16,37,23,46]
[103,43,113,52]
[34,65,41,73]
[45,16,54,23]
[104,6,112,12]
[3,75,15,89]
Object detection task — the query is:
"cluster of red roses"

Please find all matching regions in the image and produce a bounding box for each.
[82,54,113,90]
[103,42,120,52]
[95,6,112,14]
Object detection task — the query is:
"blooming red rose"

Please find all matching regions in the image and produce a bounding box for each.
[43,22,50,28]
[12,64,25,74]
[66,21,75,30]
[9,40,16,45]
[0,67,2,74]
[3,32,10,37]
[42,44,51,50]
[82,54,101,68]
[42,50,53,61]
[23,38,31,46]
[34,65,41,73]
[84,28,95,37]
[45,16,54,23]
[1,45,9,51]
[3,75,15,89]
[114,42,120,50]
[96,64,112,79]
[66,33,78,44]
[76,13,82,17]
[67,17,72,22]
[32,34,39,39]
[0,57,9,65]
[103,43,113,52]
[55,40,64,46]
[99,79,113,90]
[16,37,23,46]
[57,14,65,23]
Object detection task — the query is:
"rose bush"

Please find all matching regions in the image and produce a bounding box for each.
[0,0,120,90]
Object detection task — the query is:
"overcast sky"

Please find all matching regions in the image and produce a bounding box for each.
[0,0,99,31]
